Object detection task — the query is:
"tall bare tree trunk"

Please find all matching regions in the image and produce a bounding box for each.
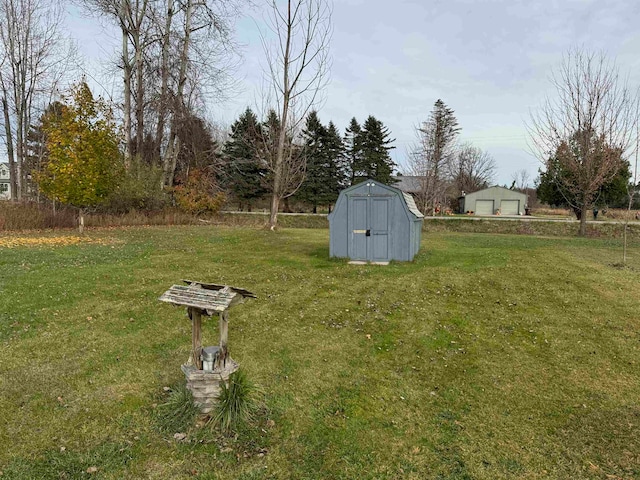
[133,0,148,160]
[134,28,144,158]
[120,0,132,167]
[162,0,192,189]
[155,0,174,161]
[268,2,292,229]
[579,204,587,236]
[263,0,331,230]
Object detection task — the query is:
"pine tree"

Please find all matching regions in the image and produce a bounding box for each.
[358,115,396,184]
[344,117,362,185]
[324,121,347,204]
[298,113,346,212]
[222,108,267,211]
[411,99,461,214]
[297,111,327,212]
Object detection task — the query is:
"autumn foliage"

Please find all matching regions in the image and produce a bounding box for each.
[37,82,122,209]
[173,169,225,215]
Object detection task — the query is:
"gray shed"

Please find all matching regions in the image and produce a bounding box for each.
[328,179,424,262]
[459,186,528,216]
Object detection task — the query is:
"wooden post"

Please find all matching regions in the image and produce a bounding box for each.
[219,310,229,367]
[190,307,203,370]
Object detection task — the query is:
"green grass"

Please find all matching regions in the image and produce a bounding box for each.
[1,226,640,479]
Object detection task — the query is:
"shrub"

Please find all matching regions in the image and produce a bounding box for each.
[103,159,169,214]
[173,169,225,215]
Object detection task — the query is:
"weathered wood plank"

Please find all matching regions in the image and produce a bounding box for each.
[218,310,229,368]
[159,284,237,312]
[190,307,203,370]
[181,279,257,298]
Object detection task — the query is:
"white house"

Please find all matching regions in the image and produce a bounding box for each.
[0,162,10,200]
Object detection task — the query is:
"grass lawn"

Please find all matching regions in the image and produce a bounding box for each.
[1,226,639,479]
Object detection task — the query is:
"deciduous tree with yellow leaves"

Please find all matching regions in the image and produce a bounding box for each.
[37,81,122,232]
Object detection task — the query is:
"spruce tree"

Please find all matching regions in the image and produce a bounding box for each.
[297,112,346,213]
[413,99,460,214]
[324,121,347,200]
[358,115,396,184]
[344,117,362,185]
[297,111,326,212]
[222,108,267,211]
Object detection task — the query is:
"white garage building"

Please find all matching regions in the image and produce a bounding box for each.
[459,186,527,216]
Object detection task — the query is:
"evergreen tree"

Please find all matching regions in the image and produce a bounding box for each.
[411,99,461,215]
[176,113,222,184]
[344,117,362,185]
[297,111,327,212]
[297,112,346,212]
[357,115,396,184]
[222,108,267,211]
[324,121,347,201]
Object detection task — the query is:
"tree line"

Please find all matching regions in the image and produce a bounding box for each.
[0,0,340,228]
[2,2,638,237]
[222,108,397,213]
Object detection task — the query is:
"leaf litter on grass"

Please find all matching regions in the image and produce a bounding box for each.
[0,235,118,248]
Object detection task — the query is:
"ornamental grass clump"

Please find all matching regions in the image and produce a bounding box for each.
[209,369,257,432]
[155,384,200,434]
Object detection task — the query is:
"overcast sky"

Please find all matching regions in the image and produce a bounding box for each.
[67,0,640,185]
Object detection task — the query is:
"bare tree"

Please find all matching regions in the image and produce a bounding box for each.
[79,0,152,167]
[451,143,496,195]
[81,0,242,188]
[260,0,332,229]
[410,99,460,215]
[511,168,530,192]
[529,49,638,236]
[0,0,73,200]
[159,0,241,188]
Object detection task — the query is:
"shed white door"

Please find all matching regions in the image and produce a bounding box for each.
[501,199,520,215]
[475,200,494,215]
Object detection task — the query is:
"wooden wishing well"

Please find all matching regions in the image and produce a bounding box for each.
[159,280,256,413]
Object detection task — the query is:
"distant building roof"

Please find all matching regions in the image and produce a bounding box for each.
[393,175,424,193]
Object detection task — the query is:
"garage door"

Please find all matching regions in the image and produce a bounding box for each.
[475,200,494,215]
[501,200,520,215]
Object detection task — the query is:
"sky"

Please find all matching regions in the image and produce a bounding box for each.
[66,0,640,186]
